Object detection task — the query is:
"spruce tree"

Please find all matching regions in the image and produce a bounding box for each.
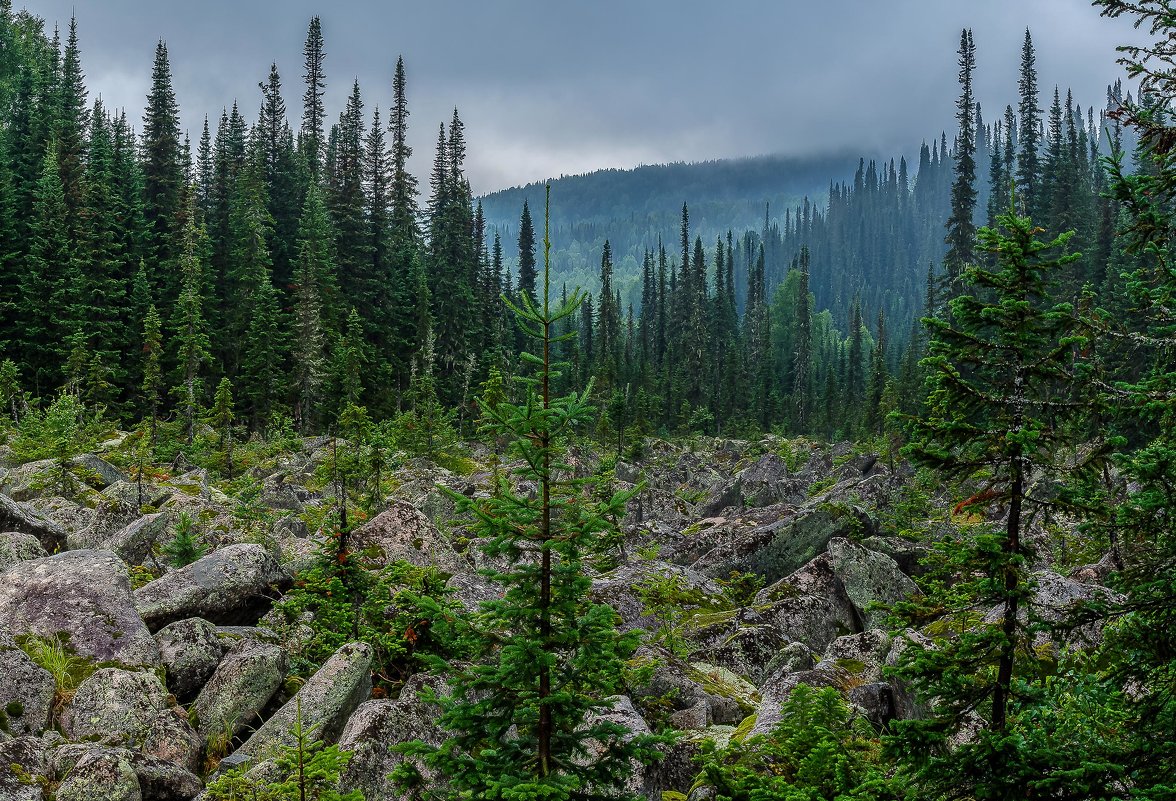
[1086,6,1176,789]
[19,142,71,393]
[888,197,1091,797]
[517,199,537,304]
[171,197,212,445]
[792,246,814,431]
[141,40,183,301]
[300,16,326,177]
[386,55,421,393]
[209,376,235,479]
[56,16,87,237]
[292,183,332,432]
[1016,29,1042,217]
[397,186,661,799]
[945,28,978,285]
[141,304,163,444]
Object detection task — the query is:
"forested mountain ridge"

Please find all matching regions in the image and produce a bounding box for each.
[479,152,862,292]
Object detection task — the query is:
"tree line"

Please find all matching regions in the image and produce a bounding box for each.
[0,6,1134,446]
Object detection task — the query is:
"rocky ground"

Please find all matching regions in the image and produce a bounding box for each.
[0,434,1114,800]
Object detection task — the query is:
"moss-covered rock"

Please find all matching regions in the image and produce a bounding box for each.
[61,668,170,745]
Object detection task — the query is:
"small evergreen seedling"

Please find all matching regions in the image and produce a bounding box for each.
[162,511,205,568]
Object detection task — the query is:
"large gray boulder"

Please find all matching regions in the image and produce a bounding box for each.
[0,459,57,501]
[350,501,468,573]
[0,493,66,553]
[127,749,203,801]
[590,560,727,631]
[749,661,847,737]
[753,553,858,653]
[135,543,289,631]
[0,631,55,736]
[70,453,128,489]
[827,537,918,629]
[0,549,161,669]
[141,709,204,775]
[337,673,447,801]
[60,668,170,745]
[0,530,48,571]
[705,453,808,512]
[102,513,171,567]
[101,479,173,510]
[226,642,371,769]
[192,640,287,741]
[154,617,223,701]
[627,646,750,730]
[67,500,141,551]
[692,505,874,585]
[55,748,142,801]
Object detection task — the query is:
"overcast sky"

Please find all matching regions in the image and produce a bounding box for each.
[16,1,1142,195]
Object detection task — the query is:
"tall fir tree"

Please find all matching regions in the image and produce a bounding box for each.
[397,186,662,799]
[1016,29,1042,217]
[945,28,978,284]
[889,198,1092,797]
[300,16,326,177]
[140,39,183,305]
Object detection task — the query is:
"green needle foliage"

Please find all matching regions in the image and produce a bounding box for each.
[205,698,364,801]
[695,684,903,801]
[162,511,206,568]
[887,197,1102,798]
[396,186,663,800]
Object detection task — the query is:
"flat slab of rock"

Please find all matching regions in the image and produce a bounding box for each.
[0,493,66,553]
[0,549,160,669]
[135,544,289,631]
[226,642,371,769]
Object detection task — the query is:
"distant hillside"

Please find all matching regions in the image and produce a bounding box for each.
[479,153,873,299]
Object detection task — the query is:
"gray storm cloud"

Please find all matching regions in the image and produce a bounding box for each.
[18,0,1139,194]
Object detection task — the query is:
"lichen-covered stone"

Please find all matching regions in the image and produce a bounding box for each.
[0,631,54,736]
[135,543,289,631]
[61,668,170,745]
[337,673,447,801]
[229,642,371,768]
[141,709,203,775]
[154,618,222,700]
[55,749,142,801]
[0,735,49,801]
[126,748,203,800]
[0,530,47,570]
[350,501,468,573]
[103,513,172,567]
[0,549,161,669]
[753,553,857,652]
[827,537,917,629]
[192,640,287,741]
[0,493,66,553]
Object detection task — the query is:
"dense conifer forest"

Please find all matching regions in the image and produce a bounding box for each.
[0,1,1134,440]
[1,1,1176,799]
